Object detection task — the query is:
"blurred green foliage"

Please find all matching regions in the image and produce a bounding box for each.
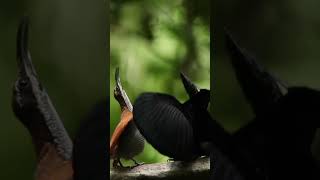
[0,0,107,179]
[213,0,320,160]
[110,0,209,165]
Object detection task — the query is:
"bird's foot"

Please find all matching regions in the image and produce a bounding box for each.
[130,158,144,168]
[112,159,127,168]
[113,159,144,169]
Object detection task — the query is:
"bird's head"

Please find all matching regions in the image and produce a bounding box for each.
[180,72,210,109]
[12,17,46,123]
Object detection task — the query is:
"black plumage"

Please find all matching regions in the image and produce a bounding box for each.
[226,31,320,179]
[225,31,284,115]
[133,91,204,160]
[133,74,265,180]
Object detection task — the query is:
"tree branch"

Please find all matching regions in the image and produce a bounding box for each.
[110,157,209,180]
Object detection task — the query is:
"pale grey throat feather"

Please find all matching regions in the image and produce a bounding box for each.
[37,91,73,160]
[115,68,133,111]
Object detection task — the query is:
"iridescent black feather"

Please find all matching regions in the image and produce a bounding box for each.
[133,93,199,160]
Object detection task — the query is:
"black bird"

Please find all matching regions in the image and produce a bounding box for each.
[225,31,320,180]
[73,99,108,180]
[133,74,213,160]
[225,30,285,115]
[133,73,265,180]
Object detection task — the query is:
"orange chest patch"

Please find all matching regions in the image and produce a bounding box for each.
[110,109,133,157]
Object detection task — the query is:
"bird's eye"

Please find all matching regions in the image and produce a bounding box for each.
[19,79,28,88]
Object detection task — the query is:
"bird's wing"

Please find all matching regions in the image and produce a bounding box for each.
[225,31,285,115]
[133,93,197,160]
[110,108,133,156]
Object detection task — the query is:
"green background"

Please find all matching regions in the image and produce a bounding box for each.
[110,0,210,166]
[0,0,107,179]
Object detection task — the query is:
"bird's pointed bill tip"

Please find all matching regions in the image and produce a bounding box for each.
[16,17,38,76]
[224,29,237,45]
[115,67,121,83]
[17,17,29,53]
[180,72,188,80]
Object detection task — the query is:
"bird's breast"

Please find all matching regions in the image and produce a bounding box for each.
[116,121,145,159]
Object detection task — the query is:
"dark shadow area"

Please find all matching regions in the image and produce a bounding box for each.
[0,1,107,179]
